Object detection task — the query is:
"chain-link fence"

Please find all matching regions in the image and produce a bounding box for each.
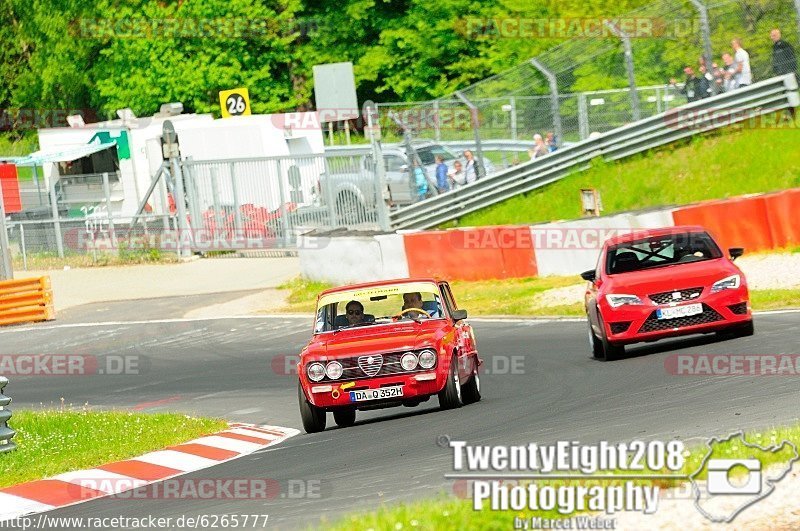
[377,0,800,146]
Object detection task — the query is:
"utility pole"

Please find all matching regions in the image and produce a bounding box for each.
[0,182,13,280]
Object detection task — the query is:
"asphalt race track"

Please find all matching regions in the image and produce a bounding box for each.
[3,298,800,529]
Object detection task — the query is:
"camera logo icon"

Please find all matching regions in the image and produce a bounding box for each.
[706,459,761,495]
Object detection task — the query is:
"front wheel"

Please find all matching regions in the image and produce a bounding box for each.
[733,319,755,337]
[298,382,326,433]
[590,315,625,362]
[461,365,482,405]
[333,408,356,428]
[438,354,463,410]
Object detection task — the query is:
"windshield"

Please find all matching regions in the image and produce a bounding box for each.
[415,145,457,165]
[606,232,722,274]
[314,282,444,333]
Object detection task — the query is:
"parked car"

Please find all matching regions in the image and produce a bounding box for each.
[297,278,483,433]
[582,226,753,361]
[316,142,496,219]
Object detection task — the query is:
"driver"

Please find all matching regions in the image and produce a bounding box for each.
[401,292,425,319]
[345,300,366,326]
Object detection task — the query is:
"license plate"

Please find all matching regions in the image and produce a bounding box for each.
[656,303,703,320]
[349,386,404,402]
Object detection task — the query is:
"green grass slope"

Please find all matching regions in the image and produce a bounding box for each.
[457,127,800,227]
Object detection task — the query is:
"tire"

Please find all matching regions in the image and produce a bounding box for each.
[335,192,367,222]
[734,319,755,337]
[438,354,463,410]
[461,363,482,405]
[590,314,625,362]
[298,382,326,433]
[333,408,356,428]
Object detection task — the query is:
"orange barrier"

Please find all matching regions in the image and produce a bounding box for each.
[403,227,537,281]
[672,188,800,253]
[0,164,22,213]
[0,277,55,327]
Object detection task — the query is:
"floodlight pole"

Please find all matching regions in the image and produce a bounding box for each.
[530,59,564,146]
[689,0,717,95]
[454,91,485,166]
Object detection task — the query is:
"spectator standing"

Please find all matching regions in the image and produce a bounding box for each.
[732,38,752,87]
[670,67,707,102]
[448,160,466,188]
[771,29,797,77]
[434,155,449,193]
[463,150,484,184]
[545,132,557,152]
[412,160,428,201]
[721,53,737,92]
[528,134,549,159]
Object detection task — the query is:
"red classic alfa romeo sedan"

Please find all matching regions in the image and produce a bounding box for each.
[297,278,482,433]
[582,226,753,361]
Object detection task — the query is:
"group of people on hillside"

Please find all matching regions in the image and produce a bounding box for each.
[670,29,797,101]
[414,149,484,200]
[527,132,557,160]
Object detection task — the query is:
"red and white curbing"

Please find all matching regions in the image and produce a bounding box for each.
[0,423,299,522]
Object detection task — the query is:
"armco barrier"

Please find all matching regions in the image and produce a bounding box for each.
[0,377,15,453]
[403,227,538,281]
[0,276,55,326]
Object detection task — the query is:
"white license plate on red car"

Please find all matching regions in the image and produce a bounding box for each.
[656,303,703,320]
[349,386,404,402]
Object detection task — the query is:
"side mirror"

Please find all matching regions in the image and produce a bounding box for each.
[451,309,468,321]
[729,247,744,261]
[580,270,597,282]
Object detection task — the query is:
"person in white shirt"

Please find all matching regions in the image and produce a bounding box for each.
[732,38,752,87]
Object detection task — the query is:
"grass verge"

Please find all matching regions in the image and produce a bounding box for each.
[456,127,800,227]
[325,423,800,530]
[0,409,227,488]
[12,250,180,270]
[275,277,800,316]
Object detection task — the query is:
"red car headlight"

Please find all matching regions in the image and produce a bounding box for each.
[419,350,436,369]
[401,352,419,371]
[307,362,325,382]
[711,274,741,293]
[606,294,643,308]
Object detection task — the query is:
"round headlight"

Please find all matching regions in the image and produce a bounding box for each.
[326,361,343,380]
[418,349,436,369]
[307,362,325,382]
[401,352,418,371]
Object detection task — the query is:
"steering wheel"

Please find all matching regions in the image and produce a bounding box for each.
[394,307,432,320]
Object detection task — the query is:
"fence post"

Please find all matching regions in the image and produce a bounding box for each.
[101,172,117,250]
[432,100,441,142]
[578,93,589,140]
[19,223,27,271]
[275,159,291,247]
[509,96,518,140]
[604,21,641,122]
[454,91,485,166]
[0,377,16,453]
[48,176,65,258]
[367,108,392,232]
[690,0,716,95]
[530,59,564,147]
[0,180,12,280]
[230,162,243,237]
[795,0,800,47]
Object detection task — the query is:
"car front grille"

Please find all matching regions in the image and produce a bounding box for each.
[649,287,704,305]
[638,304,724,333]
[332,351,432,380]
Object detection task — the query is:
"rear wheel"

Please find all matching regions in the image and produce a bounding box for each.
[461,364,482,405]
[438,354,463,410]
[590,314,625,362]
[335,192,367,223]
[298,382,326,433]
[333,408,356,428]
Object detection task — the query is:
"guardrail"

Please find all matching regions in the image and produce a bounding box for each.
[0,276,55,326]
[0,377,16,453]
[324,139,532,157]
[389,74,800,230]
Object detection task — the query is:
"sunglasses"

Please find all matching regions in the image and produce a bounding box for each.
[347,310,363,315]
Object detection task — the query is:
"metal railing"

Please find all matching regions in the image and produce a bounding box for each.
[0,377,16,453]
[389,74,800,230]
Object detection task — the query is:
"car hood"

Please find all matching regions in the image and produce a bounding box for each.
[604,258,741,294]
[304,321,445,359]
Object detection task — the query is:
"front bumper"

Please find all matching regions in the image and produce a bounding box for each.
[600,288,751,345]
[300,370,447,409]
